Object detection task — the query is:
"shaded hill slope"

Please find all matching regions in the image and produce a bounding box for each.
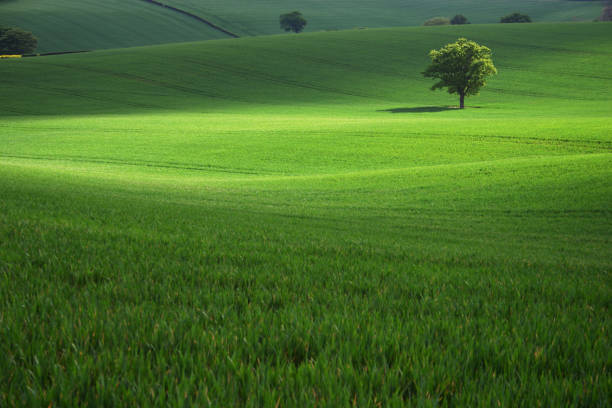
[1,0,604,52]
[165,0,604,36]
[1,22,611,118]
[0,0,230,53]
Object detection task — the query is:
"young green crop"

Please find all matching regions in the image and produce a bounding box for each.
[0,0,228,53]
[0,23,611,406]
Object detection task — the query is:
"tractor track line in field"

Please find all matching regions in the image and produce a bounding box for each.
[7,82,162,110]
[33,61,252,104]
[182,58,389,101]
[137,0,239,38]
[0,153,277,175]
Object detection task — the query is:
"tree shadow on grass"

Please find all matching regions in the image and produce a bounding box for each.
[379,106,481,113]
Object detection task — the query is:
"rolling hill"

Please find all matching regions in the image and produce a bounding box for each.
[0,0,230,53]
[0,23,611,406]
[166,0,605,36]
[1,0,605,52]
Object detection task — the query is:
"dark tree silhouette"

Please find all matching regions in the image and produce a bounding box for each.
[500,13,532,23]
[451,15,470,25]
[0,26,37,54]
[280,11,307,33]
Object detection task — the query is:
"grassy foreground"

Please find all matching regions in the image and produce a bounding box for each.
[1,23,611,406]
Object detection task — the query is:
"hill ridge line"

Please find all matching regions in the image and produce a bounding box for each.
[137,0,239,38]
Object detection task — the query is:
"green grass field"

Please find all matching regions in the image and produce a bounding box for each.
[1,22,611,406]
[0,0,229,53]
[166,0,605,36]
[1,0,604,52]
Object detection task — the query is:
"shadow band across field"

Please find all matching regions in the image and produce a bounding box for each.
[379,106,461,113]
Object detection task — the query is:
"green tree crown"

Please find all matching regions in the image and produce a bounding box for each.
[0,26,37,54]
[280,11,307,33]
[500,13,532,23]
[422,38,497,108]
[450,14,470,25]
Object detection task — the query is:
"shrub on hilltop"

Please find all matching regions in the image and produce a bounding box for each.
[500,13,532,23]
[424,17,450,26]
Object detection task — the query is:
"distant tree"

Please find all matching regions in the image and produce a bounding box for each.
[450,14,470,25]
[280,11,307,33]
[599,5,612,21]
[423,17,450,26]
[422,38,497,109]
[500,13,532,23]
[0,26,37,54]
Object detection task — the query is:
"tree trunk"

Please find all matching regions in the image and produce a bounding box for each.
[459,93,465,109]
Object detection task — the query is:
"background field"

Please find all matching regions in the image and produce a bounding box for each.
[0,0,229,53]
[1,0,605,52]
[1,23,611,406]
[167,0,605,36]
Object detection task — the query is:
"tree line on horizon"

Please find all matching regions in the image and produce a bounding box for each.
[0,25,37,54]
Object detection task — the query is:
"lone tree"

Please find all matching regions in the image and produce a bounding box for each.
[450,14,470,25]
[422,38,497,109]
[0,26,37,54]
[500,13,532,23]
[280,11,307,33]
[599,4,612,21]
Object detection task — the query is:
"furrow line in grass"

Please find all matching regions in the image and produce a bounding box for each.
[136,0,239,38]
[34,62,252,104]
[3,153,607,185]
[350,128,612,149]
[485,87,602,101]
[182,58,391,101]
[474,36,612,57]
[0,153,278,175]
[33,85,162,110]
[241,43,412,79]
[4,79,164,110]
[472,134,612,150]
[496,65,612,81]
[244,153,612,182]
[0,106,32,116]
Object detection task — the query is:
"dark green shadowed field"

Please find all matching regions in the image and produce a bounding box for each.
[1,0,604,52]
[164,0,604,36]
[0,0,230,53]
[1,23,611,406]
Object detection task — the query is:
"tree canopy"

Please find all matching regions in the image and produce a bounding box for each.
[422,38,497,109]
[500,13,532,23]
[0,26,38,54]
[450,15,470,25]
[280,11,307,33]
[599,5,612,21]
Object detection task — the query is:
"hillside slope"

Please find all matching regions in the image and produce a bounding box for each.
[0,0,230,53]
[0,23,610,406]
[2,23,611,117]
[1,0,604,52]
[166,0,604,36]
